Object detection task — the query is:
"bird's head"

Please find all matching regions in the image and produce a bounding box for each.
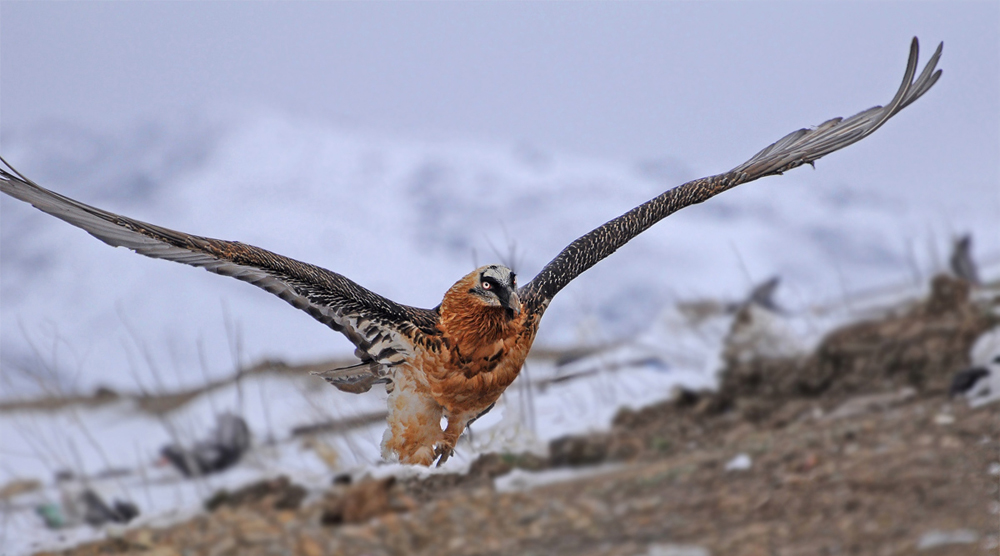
[470,264,521,319]
[444,264,521,321]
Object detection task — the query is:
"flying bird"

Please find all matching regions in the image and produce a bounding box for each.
[0,39,942,466]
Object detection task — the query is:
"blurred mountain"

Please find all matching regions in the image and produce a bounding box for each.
[1,108,996,395]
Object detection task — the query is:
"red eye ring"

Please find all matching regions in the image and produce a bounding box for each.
[482,281,491,290]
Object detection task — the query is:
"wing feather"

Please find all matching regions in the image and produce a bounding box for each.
[520,38,942,312]
[0,162,440,385]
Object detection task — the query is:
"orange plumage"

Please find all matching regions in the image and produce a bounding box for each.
[383,265,536,465]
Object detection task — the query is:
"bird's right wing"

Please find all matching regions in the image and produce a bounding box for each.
[0,161,441,391]
[519,38,942,314]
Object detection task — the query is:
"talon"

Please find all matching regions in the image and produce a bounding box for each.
[434,444,454,467]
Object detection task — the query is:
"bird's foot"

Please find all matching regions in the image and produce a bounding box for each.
[433,443,456,467]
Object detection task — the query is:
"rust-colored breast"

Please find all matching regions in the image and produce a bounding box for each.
[420,273,540,417]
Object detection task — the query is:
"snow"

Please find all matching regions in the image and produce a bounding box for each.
[494,463,626,493]
[4,263,991,554]
[724,454,753,472]
[0,102,997,554]
[916,529,980,550]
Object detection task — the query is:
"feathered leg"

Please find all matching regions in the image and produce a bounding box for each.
[381,375,444,466]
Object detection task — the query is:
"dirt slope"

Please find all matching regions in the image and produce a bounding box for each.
[35,276,1000,556]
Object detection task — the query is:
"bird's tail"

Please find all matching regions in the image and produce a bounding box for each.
[311,361,388,394]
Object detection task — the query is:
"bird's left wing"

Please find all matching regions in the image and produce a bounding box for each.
[519,38,942,314]
[0,160,440,391]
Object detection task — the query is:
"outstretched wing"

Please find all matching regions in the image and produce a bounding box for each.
[519,38,942,313]
[0,162,440,390]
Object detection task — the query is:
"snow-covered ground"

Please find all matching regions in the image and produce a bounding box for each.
[0,306,721,554]
[0,274,840,555]
[5,259,999,554]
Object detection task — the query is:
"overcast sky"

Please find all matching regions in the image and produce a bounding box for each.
[2,1,997,169]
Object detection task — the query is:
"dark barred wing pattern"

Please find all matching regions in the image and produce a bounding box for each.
[0,164,440,389]
[519,38,942,312]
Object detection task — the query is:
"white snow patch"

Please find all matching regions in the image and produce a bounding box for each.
[724,453,752,472]
[916,529,979,550]
[494,463,625,493]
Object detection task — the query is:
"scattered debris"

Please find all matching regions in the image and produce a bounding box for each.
[702,274,995,424]
[950,367,990,397]
[79,490,139,527]
[35,503,69,529]
[36,489,139,529]
[16,273,1000,555]
[950,325,1000,407]
[160,413,251,477]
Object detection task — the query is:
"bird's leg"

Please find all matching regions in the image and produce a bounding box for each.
[381,377,445,466]
[434,414,467,467]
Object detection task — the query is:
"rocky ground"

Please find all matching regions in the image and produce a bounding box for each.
[32,276,1000,555]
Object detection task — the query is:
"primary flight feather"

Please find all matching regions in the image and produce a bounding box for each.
[0,38,942,466]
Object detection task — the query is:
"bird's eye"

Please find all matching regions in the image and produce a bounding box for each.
[482,281,492,290]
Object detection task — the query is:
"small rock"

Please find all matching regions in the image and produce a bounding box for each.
[35,503,69,529]
[825,388,916,421]
[237,517,282,544]
[207,536,237,556]
[296,535,325,556]
[79,489,140,526]
[161,413,251,477]
[549,434,609,467]
[467,453,513,479]
[205,475,307,512]
[320,476,415,525]
[724,453,752,472]
[798,452,819,472]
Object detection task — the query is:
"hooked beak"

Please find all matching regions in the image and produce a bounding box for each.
[500,289,521,318]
